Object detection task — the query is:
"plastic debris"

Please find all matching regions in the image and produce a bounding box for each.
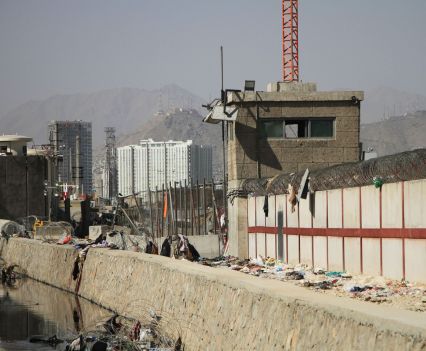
[197,256,426,312]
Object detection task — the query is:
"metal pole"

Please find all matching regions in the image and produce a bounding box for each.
[196,180,200,236]
[25,156,29,218]
[220,45,228,237]
[155,186,159,240]
[148,188,154,237]
[184,179,188,236]
[179,181,182,235]
[169,181,175,236]
[203,178,207,235]
[161,184,165,237]
[212,182,217,235]
[190,180,194,236]
[174,181,177,235]
[132,191,142,223]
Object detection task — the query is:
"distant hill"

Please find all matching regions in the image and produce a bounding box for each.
[360,110,426,156]
[362,87,426,124]
[2,84,426,175]
[0,84,206,146]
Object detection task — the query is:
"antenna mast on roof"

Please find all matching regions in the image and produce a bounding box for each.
[282,0,299,82]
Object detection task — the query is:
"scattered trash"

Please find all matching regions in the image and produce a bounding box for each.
[29,310,183,351]
[345,284,368,293]
[29,335,64,346]
[57,234,72,245]
[1,264,26,287]
[325,271,343,278]
[197,255,426,312]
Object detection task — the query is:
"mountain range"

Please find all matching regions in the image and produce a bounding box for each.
[0,84,205,146]
[360,110,426,157]
[1,84,425,167]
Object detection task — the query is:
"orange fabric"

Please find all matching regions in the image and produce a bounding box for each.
[163,192,168,219]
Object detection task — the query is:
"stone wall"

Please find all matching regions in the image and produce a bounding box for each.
[0,156,47,219]
[1,238,425,350]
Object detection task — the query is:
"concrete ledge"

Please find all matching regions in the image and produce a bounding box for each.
[1,238,426,350]
[228,91,364,103]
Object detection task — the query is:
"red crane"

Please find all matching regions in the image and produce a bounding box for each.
[282,0,299,82]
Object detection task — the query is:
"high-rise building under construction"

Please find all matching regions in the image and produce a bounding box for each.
[48,120,92,195]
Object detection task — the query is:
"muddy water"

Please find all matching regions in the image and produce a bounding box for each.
[0,278,113,350]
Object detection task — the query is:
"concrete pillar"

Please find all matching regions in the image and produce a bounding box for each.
[227,179,248,258]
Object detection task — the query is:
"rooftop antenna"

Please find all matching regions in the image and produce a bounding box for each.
[282,0,299,82]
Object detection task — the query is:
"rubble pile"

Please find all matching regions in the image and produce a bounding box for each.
[200,256,426,312]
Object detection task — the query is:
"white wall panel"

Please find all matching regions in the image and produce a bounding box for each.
[248,234,256,259]
[299,195,312,228]
[327,189,342,228]
[312,191,327,228]
[405,239,426,283]
[404,180,426,228]
[382,183,402,228]
[300,236,313,266]
[248,197,256,228]
[287,235,299,264]
[344,237,361,274]
[343,188,360,228]
[328,237,343,271]
[256,233,266,257]
[362,238,381,276]
[382,238,403,280]
[255,196,266,227]
[265,196,276,227]
[266,234,276,259]
[361,186,380,228]
[313,236,327,269]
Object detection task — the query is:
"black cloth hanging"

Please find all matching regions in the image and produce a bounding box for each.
[263,195,269,217]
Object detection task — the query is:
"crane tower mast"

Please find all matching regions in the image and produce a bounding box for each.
[282,0,299,82]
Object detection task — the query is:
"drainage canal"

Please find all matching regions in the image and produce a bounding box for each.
[0,277,181,350]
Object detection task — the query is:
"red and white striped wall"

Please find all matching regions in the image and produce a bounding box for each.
[247,179,426,283]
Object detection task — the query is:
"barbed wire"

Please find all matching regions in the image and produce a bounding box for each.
[231,148,426,197]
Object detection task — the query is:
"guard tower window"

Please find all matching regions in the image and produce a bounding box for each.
[261,118,335,139]
[285,120,308,138]
[310,120,334,137]
[261,120,284,138]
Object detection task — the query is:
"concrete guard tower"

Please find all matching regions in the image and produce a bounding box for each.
[226,82,364,258]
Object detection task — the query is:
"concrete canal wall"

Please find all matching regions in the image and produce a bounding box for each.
[1,238,426,351]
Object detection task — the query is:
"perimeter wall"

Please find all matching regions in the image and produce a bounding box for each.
[247,178,426,283]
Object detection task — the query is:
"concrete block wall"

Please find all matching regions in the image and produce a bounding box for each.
[227,91,363,181]
[0,156,47,220]
[2,238,426,350]
[246,179,426,283]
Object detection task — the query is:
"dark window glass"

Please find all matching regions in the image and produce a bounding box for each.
[261,121,283,138]
[260,118,334,139]
[310,120,334,138]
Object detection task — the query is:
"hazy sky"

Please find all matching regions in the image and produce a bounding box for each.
[1,0,426,115]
